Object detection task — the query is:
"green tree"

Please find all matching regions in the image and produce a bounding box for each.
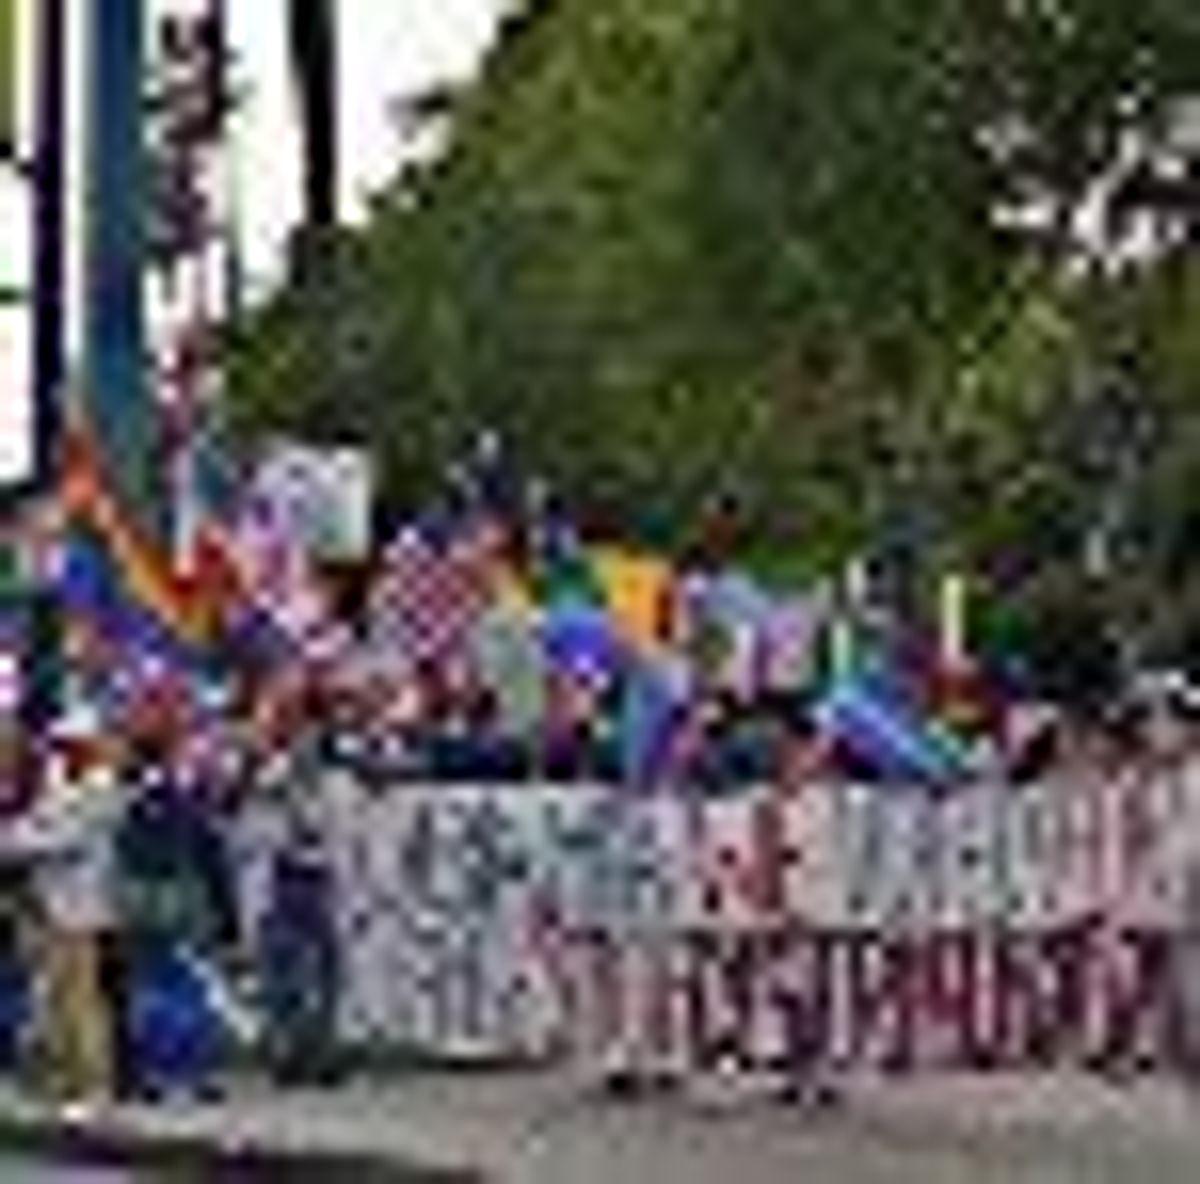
[227,0,1200,659]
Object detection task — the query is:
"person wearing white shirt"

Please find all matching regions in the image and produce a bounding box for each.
[2,704,122,1105]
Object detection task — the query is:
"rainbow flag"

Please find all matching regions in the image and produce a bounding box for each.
[590,546,676,656]
[57,416,239,658]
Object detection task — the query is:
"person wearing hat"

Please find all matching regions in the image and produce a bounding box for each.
[4,702,123,1108]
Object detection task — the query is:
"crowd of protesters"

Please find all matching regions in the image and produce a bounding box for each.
[1,442,1200,1112]
[2,646,1199,1110]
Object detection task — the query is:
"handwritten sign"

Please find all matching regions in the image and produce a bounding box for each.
[233,768,1200,1071]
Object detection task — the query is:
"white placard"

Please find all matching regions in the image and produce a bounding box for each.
[254,440,373,560]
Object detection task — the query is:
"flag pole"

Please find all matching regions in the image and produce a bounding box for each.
[32,0,65,490]
[21,0,67,792]
[85,0,156,539]
[288,0,338,239]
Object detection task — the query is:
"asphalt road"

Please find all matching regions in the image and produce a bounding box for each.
[0,1165,129,1183]
[410,1075,1200,1184]
[488,1090,1194,1184]
[3,1071,1200,1182]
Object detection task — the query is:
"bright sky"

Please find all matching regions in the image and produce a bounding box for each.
[0,0,35,487]
[0,0,509,486]
[231,0,509,298]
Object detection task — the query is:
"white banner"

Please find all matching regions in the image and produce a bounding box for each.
[234,768,1200,1063]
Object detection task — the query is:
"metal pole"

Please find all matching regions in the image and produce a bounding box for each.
[85,0,156,537]
[288,0,338,235]
[20,0,67,792]
[32,0,65,485]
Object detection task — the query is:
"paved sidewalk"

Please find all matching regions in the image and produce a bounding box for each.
[1,1069,1199,1181]
[0,1077,487,1180]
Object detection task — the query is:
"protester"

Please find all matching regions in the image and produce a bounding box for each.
[8,442,1200,1110]
[0,863,34,1076]
[6,703,121,1109]
[258,794,340,1084]
[113,728,230,1099]
[255,682,342,1085]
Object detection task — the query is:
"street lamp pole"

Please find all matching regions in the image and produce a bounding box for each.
[20,0,67,795]
[31,0,65,492]
[287,0,338,257]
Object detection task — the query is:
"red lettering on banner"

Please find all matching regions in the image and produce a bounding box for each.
[1094,929,1176,1071]
[682,930,760,1071]
[560,924,1186,1079]
[919,930,980,1068]
[844,931,920,1073]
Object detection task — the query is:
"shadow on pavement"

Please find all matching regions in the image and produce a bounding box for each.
[0,1123,483,1183]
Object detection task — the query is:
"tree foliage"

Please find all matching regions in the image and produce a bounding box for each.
[226,0,1200,654]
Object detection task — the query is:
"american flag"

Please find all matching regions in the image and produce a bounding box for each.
[367,520,497,672]
[229,487,327,645]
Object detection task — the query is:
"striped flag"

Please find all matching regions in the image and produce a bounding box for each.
[58,413,221,649]
[368,520,495,671]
